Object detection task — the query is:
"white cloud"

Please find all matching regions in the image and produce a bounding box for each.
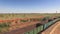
[0,7,60,13]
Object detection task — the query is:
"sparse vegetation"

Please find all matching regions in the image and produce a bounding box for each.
[0,22,11,33]
[20,20,28,22]
[0,13,59,33]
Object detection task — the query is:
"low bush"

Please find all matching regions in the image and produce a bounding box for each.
[47,17,53,22]
[0,22,11,28]
[0,22,11,33]
[20,20,28,22]
[30,18,42,22]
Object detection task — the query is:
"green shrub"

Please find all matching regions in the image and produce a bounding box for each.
[42,16,50,21]
[0,22,11,28]
[0,22,11,33]
[20,20,28,22]
[30,18,42,22]
[30,18,35,21]
[36,18,42,21]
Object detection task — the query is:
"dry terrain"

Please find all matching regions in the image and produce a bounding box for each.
[41,21,60,34]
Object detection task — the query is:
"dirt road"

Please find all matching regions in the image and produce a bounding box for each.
[50,21,60,34]
[41,21,60,34]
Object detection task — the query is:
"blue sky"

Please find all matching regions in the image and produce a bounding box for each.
[0,0,60,13]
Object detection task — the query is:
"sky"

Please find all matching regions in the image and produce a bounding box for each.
[0,0,60,13]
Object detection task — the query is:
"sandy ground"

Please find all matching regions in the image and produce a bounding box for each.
[50,21,60,34]
[41,21,60,34]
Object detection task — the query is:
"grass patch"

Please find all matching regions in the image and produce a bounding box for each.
[0,22,11,33]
